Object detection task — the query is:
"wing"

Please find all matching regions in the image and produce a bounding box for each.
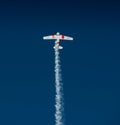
[43,35,56,40]
[60,35,73,40]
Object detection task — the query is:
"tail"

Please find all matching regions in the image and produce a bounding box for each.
[59,46,63,49]
[53,46,63,49]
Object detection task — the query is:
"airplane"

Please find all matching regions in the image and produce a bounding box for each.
[43,32,73,49]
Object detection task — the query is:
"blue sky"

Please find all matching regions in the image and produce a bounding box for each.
[0,0,120,125]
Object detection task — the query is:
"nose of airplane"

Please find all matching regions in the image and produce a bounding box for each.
[56,32,60,35]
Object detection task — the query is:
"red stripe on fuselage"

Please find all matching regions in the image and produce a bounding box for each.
[56,42,60,44]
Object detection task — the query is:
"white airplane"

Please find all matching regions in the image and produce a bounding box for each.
[43,32,73,49]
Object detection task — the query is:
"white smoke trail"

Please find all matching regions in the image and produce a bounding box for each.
[54,48,64,125]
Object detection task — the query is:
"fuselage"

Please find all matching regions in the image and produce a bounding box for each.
[53,32,63,49]
[54,39,62,49]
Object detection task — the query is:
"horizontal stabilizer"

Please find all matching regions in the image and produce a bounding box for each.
[53,46,63,49]
[59,46,63,49]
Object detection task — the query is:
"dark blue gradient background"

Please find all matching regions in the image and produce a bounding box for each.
[0,0,120,125]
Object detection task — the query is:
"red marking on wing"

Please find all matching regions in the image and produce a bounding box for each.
[62,35,64,39]
[52,35,54,38]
